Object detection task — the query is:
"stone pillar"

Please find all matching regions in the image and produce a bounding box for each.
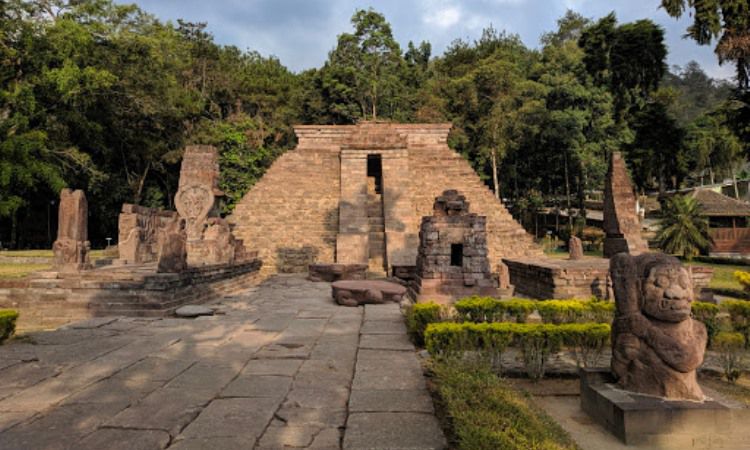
[52,189,92,272]
[569,236,584,260]
[603,152,648,257]
[175,145,245,267]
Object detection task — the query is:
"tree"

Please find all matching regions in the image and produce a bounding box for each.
[661,0,750,89]
[685,112,743,195]
[317,9,408,122]
[657,194,712,260]
[580,14,667,120]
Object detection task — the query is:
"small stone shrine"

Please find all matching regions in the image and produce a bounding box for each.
[52,188,92,272]
[580,252,749,447]
[411,190,500,303]
[117,203,179,264]
[603,152,648,257]
[175,145,247,267]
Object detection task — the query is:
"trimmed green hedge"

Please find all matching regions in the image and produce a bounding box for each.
[454,296,614,324]
[425,322,611,381]
[0,310,18,344]
[406,302,442,346]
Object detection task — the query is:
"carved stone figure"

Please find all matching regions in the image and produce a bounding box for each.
[53,189,92,272]
[157,218,188,273]
[569,236,584,260]
[610,253,707,401]
[118,204,178,264]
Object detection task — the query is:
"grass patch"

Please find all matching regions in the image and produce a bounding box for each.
[688,261,748,292]
[543,247,602,259]
[0,249,106,260]
[431,359,581,450]
[0,264,50,279]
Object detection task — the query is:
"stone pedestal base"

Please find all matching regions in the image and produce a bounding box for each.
[580,369,750,448]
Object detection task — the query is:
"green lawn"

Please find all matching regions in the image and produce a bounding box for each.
[0,249,107,259]
[0,264,50,279]
[543,247,603,259]
[688,261,748,292]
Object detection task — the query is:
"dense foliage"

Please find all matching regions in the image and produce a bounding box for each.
[1,1,745,248]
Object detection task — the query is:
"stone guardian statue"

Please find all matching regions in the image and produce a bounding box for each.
[610,253,707,401]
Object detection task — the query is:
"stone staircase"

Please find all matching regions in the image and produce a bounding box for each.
[367,177,387,275]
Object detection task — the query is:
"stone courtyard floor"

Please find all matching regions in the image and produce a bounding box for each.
[0,275,446,450]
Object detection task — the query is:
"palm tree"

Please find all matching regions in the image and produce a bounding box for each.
[657,195,713,260]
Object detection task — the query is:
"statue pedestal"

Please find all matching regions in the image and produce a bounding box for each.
[580,369,750,448]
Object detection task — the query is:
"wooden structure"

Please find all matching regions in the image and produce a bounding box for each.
[690,189,750,256]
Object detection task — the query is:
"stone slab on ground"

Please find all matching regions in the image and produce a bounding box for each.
[343,412,446,449]
[0,274,444,450]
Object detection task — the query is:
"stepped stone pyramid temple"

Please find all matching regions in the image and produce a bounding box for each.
[228,123,542,277]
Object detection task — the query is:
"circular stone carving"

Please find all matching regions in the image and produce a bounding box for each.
[331,280,407,307]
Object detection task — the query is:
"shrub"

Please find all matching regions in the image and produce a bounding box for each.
[561,323,611,368]
[431,359,579,450]
[454,296,614,325]
[454,297,536,323]
[722,300,750,349]
[406,302,442,346]
[691,301,720,347]
[0,310,18,344]
[712,331,745,383]
[513,323,564,381]
[735,271,750,293]
[425,322,610,380]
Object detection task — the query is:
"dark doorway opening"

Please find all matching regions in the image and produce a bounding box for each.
[367,154,383,194]
[450,243,463,267]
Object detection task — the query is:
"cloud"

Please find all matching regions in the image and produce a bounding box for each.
[423,5,462,28]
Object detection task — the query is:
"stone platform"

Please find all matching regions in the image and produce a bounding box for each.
[308,263,367,282]
[0,275,445,450]
[580,369,750,448]
[503,257,610,299]
[0,259,262,331]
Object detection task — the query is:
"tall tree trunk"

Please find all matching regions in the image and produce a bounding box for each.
[491,151,500,200]
[709,167,715,185]
[564,152,572,226]
[134,162,151,204]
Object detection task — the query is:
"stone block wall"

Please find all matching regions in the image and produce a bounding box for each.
[0,260,262,331]
[229,146,340,276]
[503,258,610,299]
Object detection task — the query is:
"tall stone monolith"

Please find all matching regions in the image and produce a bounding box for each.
[603,152,648,257]
[53,189,92,272]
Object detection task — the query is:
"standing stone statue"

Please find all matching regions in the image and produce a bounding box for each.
[52,189,92,272]
[157,218,187,273]
[568,236,584,260]
[610,253,707,401]
[603,152,648,257]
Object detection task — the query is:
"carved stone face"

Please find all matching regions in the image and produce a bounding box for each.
[642,264,693,323]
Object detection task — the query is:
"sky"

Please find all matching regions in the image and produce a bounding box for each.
[120,0,735,80]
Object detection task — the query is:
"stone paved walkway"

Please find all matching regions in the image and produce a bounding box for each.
[0,275,445,449]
